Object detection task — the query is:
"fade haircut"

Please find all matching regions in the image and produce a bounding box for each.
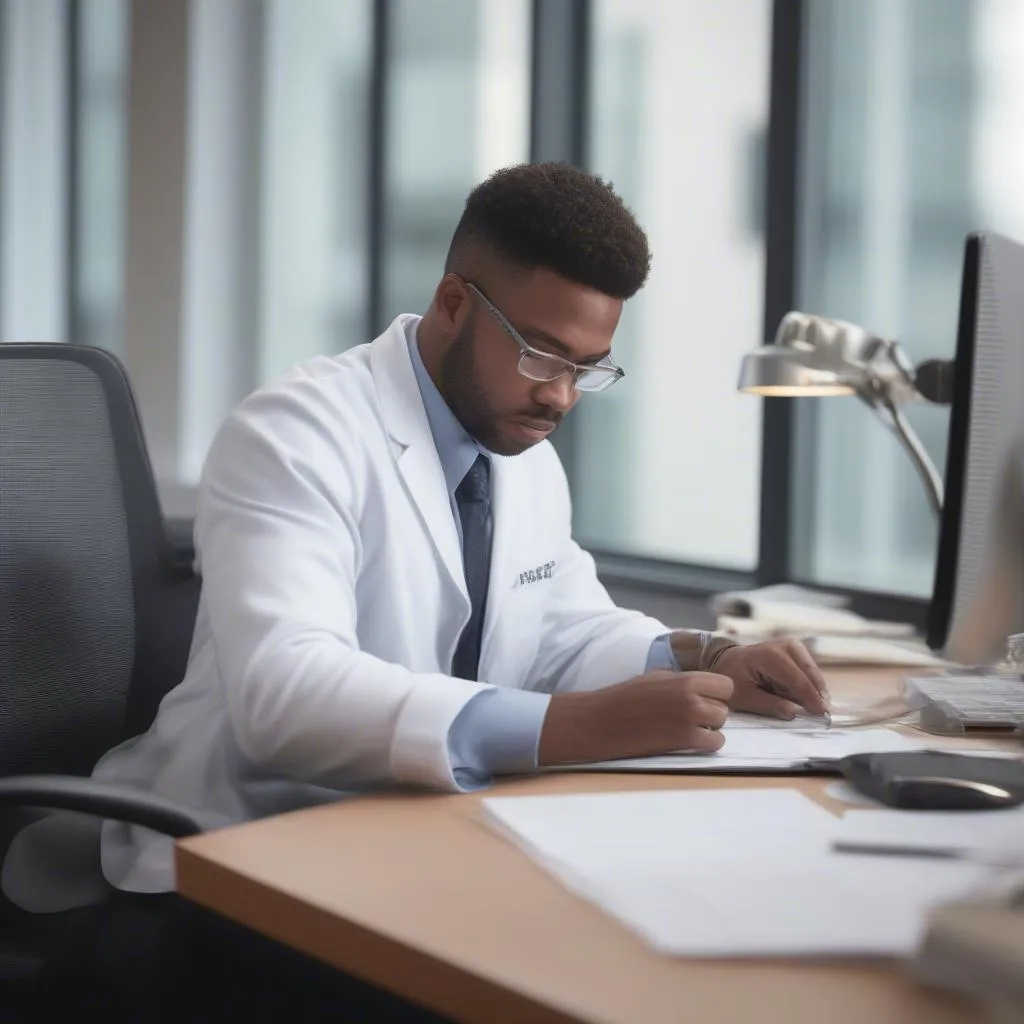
[444,162,651,300]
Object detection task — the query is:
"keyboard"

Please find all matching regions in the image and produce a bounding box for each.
[908,674,1024,730]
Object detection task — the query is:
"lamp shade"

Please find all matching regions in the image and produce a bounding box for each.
[737,311,895,397]
[737,348,855,396]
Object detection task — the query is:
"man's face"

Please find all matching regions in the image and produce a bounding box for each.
[439,268,623,456]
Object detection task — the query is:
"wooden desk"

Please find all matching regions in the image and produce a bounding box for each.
[176,668,1014,1024]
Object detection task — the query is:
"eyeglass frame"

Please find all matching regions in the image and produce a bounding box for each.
[459,278,625,393]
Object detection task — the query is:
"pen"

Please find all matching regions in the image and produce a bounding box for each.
[832,840,1024,868]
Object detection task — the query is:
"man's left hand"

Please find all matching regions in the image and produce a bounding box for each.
[713,639,830,719]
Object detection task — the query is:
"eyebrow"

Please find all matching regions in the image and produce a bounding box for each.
[518,325,612,365]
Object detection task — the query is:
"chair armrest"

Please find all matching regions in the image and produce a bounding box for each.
[0,776,209,838]
[165,515,196,576]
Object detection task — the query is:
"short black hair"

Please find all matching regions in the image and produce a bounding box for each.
[445,162,651,300]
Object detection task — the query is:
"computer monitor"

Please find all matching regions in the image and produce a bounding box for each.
[928,231,1024,664]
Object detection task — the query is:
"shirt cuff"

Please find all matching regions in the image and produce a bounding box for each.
[646,633,681,672]
[447,688,551,792]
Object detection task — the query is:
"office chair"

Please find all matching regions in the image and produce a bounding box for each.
[0,343,205,1003]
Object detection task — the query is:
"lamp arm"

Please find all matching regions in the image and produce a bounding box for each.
[874,393,944,517]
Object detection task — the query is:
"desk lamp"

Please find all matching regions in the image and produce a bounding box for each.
[737,311,953,516]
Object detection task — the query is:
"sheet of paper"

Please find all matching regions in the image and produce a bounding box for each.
[724,711,832,730]
[556,726,922,774]
[481,788,989,957]
[709,708,909,731]
[833,807,1024,857]
[482,789,835,877]
[720,727,916,759]
[563,755,805,773]
[567,856,987,958]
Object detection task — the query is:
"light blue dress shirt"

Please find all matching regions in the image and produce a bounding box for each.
[406,323,678,789]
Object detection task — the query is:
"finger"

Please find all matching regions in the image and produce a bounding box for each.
[687,672,735,702]
[694,697,729,730]
[686,726,727,753]
[784,639,831,699]
[756,654,829,717]
[738,689,803,720]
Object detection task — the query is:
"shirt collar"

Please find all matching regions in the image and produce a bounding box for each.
[406,317,487,495]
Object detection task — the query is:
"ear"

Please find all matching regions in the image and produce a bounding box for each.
[432,274,472,335]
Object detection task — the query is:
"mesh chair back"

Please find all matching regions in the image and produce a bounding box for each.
[0,345,198,777]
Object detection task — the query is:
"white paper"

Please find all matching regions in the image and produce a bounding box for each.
[709,583,850,616]
[569,856,987,957]
[712,600,914,637]
[833,807,1024,858]
[564,755,804,773]
[724,711,833,730]
[481,788,989,957]
[482,789,834,876]
[558,726,922,774]
[807,635,951,667]
[720,727,916,759]
[737,602,903,634]
[726,708,909,730]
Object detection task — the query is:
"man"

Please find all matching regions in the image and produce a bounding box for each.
[95,161,828,896]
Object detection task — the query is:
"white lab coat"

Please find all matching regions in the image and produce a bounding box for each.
[94,315,667,891]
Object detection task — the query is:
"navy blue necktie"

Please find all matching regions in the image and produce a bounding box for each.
[452,454,492,681]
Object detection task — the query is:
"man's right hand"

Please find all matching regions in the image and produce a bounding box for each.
[537,670,734,767]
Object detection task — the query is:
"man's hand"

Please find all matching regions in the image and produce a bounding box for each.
[538,670,734,767]
[712,638,830,719]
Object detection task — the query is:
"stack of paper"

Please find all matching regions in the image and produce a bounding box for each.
[709,583,850,616]
[716,611,915,640]
[710,583,914,640]
[707,583,945,666]
[481,789,989,957]
[804,635,951,668]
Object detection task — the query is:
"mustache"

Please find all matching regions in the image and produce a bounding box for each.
[517,409,564,426]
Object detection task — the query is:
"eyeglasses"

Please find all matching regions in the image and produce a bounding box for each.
[462,280,625,393]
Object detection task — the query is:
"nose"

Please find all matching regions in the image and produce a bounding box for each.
[533,373,578,414]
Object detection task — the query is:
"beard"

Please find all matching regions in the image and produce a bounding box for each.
[440,315,561,456]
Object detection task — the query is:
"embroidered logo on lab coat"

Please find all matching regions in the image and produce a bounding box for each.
[517,560,556,587]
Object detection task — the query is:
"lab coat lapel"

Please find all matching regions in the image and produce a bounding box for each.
[370,318,466,597]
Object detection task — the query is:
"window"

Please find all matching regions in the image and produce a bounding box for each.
[0,0,69,341]
[178,0,528,485]
[142,0,530,491]
[0,0,128,349]
[258,0,372,379]
[381,0,530,324]
[70,0,129,353]
[178,0,373,485]
[17,0,1015,619]
[577,0,772,571]
[796,0,1024,595]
